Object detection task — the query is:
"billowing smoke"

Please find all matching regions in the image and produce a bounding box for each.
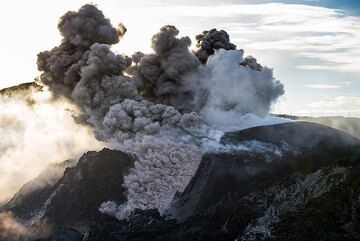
[100,136,202,219]
[102,99,207,142]
[58,4,125,47]
[136,25,201,112]
[26,4,285,220]
[36,4,126,96]
[194,28,237,64]
[184,49,285,127]
[70,43,137,127]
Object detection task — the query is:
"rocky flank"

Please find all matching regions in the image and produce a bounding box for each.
[3,148,134,230]
[170,122,360,221]
[4,122,360,240]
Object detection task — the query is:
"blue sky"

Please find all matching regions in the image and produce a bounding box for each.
[161,0,360,13]
[284,0,360,14]
[0,0,359,116]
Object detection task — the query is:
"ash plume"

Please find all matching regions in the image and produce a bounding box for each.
[58,4,125,47]
[194,28,237,64]
[137,25,201,112]
[37,4,126,96]
[101,137,202,218]
[70,43,139,127]
[241,55,263,71]
[131,51,145,65]
[102,99,206,142]
[31,4,286,219]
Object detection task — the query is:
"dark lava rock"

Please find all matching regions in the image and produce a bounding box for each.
[3,159,75,213]
[171,122,360,221]
[34,228,83,241]
[73,122,360,241]
[268,157,360,241]
[29,122,360,240]
[221,122,359,151]
[83,209,177,241]
[81,160,360,241]
[4,148,134,230]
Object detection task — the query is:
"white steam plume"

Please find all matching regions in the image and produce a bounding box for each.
[183,49,284,128]
[0,211,52,241]
[0,88,102,203]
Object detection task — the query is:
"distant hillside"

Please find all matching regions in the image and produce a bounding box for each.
[0,82,42,96]
[0,82,43,106]
[275,115,360,140]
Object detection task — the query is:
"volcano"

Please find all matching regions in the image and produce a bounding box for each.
[1,4,359,241]
[2,121,360,240]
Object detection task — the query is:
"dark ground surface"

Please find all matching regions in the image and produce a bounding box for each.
[2,122,360,240]
[3,148,135,231]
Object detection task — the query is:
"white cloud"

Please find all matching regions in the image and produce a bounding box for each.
[308,96,360,109]
[305,84,342,89]
[338,81,351,85]
[224,5,360,72]
[124,2,360,73]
